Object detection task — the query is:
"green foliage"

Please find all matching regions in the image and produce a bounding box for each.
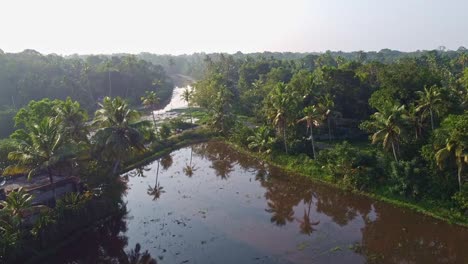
[56,192,91,215]
[452,184,468,211]
[229,122,254,147]
[316,142,380,190]
[169,117,195,131]
[388,158,426,198]
[0,51,173,113]
[91,97,146,173]
[5,117,76,181]
[246,125,275,154]
[0,139,17,170]
[158,123,172,140]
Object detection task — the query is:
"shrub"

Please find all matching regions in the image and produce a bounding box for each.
[316,142,380,190]
[388,158,427,198]
[158,123,172,139]
[230,122,254,147]
[453,184,468,212]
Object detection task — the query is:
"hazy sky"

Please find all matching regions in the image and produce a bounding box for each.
[1,0,467,55]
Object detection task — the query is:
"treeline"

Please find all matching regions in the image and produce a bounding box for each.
[136,47,468,80]
[191,49,468,215]
[0,49,174,137]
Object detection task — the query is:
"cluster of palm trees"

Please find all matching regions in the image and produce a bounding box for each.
[4,96,151,186]
[258,82,333,158]
[363,85,466,191]
[365,86,446,161]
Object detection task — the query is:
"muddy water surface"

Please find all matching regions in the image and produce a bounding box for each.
[47,142,468,264]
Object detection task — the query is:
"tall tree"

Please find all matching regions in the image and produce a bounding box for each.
[7,117,74,184]
[265,83,298,154]
[181,88,193,124]
[416,85,444,131]
[92,97,146,174]
[434,114,467,192]
[365,105,406,161]
[141,91,160,127]
[298,105,327,159]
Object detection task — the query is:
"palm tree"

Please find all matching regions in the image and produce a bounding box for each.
[436,140,467,192]
[105,61,113,97]
[141,91,160,127]
[416,85,444,131]
[0,187,33,218]
[405,105,423,140]
[457,52,468,70]
[318,94,334,141]
[298,105,328,159]
[54,97,89,144]
[92,97,146,175]
[181,88,193,124]
[369,105,405,161]
[7,117,74,184]
[266,83,296,154]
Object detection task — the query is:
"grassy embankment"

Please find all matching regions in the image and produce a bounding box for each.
[136,107,468,227]
[224,141,468,227]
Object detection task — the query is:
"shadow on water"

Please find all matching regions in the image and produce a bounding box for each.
[45,142,468,264]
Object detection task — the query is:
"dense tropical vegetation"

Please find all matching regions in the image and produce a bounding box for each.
[1,47,468,262]
[189,48,468,222]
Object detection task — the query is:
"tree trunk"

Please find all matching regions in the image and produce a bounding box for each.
[311,126,316,159]
[430,109,434,131]
[155,159,160,186]
[283,121,288,154]
[391,141,398,162]
[151,111,157,128]
[47,167,56,205]
[190,107,193,124]
[112,160,120,175]
[327,118,332,142]
[457,160,463,192]
[108,70,112,97]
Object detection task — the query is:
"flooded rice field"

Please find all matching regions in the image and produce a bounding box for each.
[47,142,468,264]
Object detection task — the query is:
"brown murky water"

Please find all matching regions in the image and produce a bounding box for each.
[46,142,468,264]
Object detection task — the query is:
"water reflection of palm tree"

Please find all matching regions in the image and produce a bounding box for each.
[296,191,320,235]
[147,159,164,201]
[265,200,295,226]
[129,166,150,178]
[160,154,173,171]
[127,243,158,264]
[211,159,234,180]
[183,147,197,177]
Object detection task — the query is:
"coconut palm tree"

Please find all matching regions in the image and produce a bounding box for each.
[141,91,159,127]
[92,97,146,175]
[0,187,33,218]
[369,105,405,161]
[7,117,75,184]
[298,105,328,159]
[416,85,444,131]
[436,140,467,192]
[317,93,334,141]
[181,88,193,124]
[54,97,89,144]
[266,83,296,154]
